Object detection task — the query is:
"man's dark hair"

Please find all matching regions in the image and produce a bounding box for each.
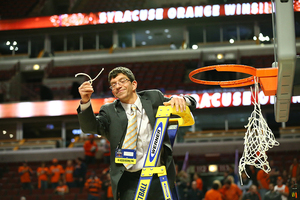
[108,66,135,83]
[224,178,232,185]
[212,183,219,190]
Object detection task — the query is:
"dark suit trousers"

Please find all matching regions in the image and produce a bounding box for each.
[118,170,167,200]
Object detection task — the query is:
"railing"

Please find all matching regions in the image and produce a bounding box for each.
[0,137,62,151]
[184,129,246,142]
[279,126,300,138]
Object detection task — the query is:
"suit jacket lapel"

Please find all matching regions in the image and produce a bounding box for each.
[114,100,128,134]
[140,96,155,128]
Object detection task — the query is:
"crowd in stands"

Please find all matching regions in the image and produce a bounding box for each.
[175,157,299,200]
[16,156,112,200]
[2,154,299,200]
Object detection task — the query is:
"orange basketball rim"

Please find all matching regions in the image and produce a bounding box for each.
[189,64,278,96]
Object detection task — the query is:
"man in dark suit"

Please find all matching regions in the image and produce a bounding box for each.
[77,66,196,200]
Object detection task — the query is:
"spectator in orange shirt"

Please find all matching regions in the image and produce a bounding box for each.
[37,162,49,189]
[257,168,270,200]
[102,173,113,200]
[54,180,69,195]
[220,178,243,200]
[205,182,222,200]
[49,158,65,189]
[194,172,203,191]
[84,134,98,165]
[64,160,75,188]
[289,157,299,181]
[274,176,289,200]
[18,161,33,190]
[85,171,102,200]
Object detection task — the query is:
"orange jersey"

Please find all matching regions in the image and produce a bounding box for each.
[65,166,74,183]
[49,165,64,183]
[37,167,49,181]
[220,184,243,200]
[107,185,113,198]
[196,178,203,191]
[291,164,299,178]
[85,177,102,196]
[205,189,222,200]
[18,166,32,183]
[257,169,270,189]
[84,140,98,157]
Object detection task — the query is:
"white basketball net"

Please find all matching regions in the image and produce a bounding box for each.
[238,77,279,185]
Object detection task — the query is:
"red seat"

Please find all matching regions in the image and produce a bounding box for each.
[19,189,32,196]
[76,193,89,200]
[31,189,44,195]
[63,193,77,200]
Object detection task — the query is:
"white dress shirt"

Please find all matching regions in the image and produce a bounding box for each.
[120,97,161,171]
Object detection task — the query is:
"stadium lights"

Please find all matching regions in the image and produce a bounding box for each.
[217,53,224,60]
[208,164,218,173]
[192,44,198,50]
[229,38,235,44]
[7,40,18,53]
[3,130,6,134]
[33,64,40,70]
[9,134,13,138]
[253,33,270,42]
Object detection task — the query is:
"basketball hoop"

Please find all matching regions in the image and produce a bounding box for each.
[189,64,278,96]
[189,64,280,185]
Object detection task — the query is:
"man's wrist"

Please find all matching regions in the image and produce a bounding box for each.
[80,99,90,104]
[80,100,91,112]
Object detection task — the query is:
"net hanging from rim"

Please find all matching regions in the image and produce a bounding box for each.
[238,77,279,185]
[189,64,280,185]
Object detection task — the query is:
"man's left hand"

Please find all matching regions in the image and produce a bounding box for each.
[163,95,186,112]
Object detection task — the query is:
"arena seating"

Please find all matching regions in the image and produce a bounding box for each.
[0,67,17,82]
[72,0,146,13]
[0,160,108,200]
[240,55,274,68]
[184,129,246,143]
[0,0,38,19]
[43,59,200,99]
[0,55,277,101]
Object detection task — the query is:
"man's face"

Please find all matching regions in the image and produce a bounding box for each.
[277,179,283,186]
[225,183,230,189]
[111,73,137,103]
